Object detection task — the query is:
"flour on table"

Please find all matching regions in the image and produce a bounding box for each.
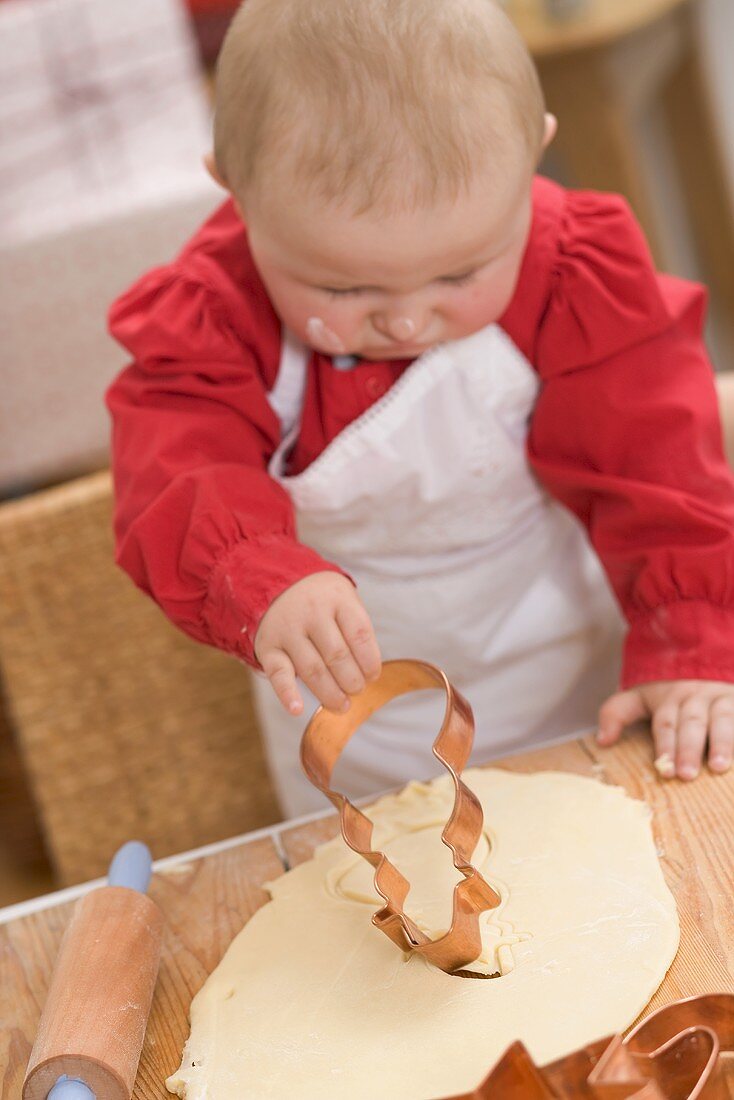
[166,769,679,1100]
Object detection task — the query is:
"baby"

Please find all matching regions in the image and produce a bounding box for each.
[108,0,734,815]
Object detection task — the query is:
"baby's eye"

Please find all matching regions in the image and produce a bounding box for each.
[322,286,365,298]
[439,271,477,287]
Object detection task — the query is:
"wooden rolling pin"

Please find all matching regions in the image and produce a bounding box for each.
[23,843,164,1100]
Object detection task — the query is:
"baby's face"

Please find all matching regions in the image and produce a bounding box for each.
[245,159,534,361]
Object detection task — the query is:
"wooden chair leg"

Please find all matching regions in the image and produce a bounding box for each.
[538,47,665,262]
[0,678,55,904]
[662,6,734,354]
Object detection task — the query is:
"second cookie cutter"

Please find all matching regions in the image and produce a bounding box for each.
[444,993,734,1098]
[300,658,501,974]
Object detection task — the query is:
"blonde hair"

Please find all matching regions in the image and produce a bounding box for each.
[214,0,545,215]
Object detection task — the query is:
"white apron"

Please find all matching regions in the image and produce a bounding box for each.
[252,323,624,816]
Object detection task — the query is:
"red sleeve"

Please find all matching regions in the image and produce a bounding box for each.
[528,189,734,688]
[106,264,347,666]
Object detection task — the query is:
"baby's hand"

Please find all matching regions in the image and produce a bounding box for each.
[598,680,734,780]
[254,572,382,716]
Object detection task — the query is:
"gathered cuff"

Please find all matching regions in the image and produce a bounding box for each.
[202,536,350,666]
[622,599,734,688]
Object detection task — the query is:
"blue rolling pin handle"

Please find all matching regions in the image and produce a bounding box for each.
[47,1077,95,1100]
[107,840,153,893]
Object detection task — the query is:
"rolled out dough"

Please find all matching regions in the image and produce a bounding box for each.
[167,769,679,1099]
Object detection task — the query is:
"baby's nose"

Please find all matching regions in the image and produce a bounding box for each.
[390,317,417,341]
[375,311,428,343]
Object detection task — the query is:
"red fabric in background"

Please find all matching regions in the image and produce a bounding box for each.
[186,0,237,11]
[184,0,237,63]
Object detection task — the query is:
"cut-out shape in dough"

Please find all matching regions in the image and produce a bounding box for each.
[167,769,679,1100]
[325,810,523,977]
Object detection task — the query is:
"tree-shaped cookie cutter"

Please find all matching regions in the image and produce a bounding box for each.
[300,658,501,974]
[443,993,734,1098]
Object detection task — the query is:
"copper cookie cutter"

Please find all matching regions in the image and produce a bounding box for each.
[300,658,501,974]
[445,993,734,1098]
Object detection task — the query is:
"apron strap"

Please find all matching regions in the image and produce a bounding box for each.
[268,328,310,440]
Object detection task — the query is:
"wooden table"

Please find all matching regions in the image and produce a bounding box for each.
[2,727,733,1099]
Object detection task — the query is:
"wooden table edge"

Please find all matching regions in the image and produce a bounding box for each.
[0,726,600,925]
[0,805,331,926]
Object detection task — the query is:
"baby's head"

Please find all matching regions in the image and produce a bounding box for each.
[211,0,554,359]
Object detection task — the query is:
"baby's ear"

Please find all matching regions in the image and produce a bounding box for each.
[542,113,558,151]
[203,152,247,222]
[203,151,229,191]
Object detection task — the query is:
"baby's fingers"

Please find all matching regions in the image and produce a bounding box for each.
[676,694,709,780]
[308,620,367,700]
[709,696,734,774]
[597,689,647,747]
[291,638,350,714]
[260,649,304,716]
[651,701,678,779]
[336,604,382,682]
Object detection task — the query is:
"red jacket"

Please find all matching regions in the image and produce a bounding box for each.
[107,176,734,688]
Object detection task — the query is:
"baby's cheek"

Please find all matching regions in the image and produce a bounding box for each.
[305,316,347,355]
[306,304,366,350]
[262,279,358,350]
[452,278,515,332]
[449,291,499,333]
